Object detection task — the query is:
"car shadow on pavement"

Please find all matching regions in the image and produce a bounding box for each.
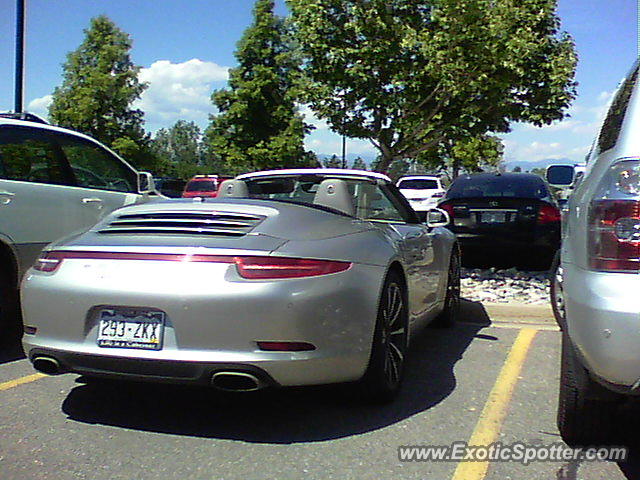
[61,300,492,443]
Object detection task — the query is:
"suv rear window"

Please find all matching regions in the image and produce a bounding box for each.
[447,174,550,199]
[185,180,217,192]
[598,63,639,153]
[398,179,439,189]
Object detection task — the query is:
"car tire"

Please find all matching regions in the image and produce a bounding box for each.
[358,271,409,403]
[432,248,461,328]
[549,251,566,329]
[557,332,618,446]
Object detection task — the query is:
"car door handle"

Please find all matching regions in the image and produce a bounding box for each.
[0,191,15,205]
[82,197,103,204]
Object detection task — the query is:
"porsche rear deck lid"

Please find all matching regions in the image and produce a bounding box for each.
[97,210,266,237]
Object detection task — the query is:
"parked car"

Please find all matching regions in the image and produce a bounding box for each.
[182,174,232,198]
[154,177,186,198]
[550,61,640,445]
[21,168,459,402]
[0,117,156,341]
[437,172,561,265]
[396,175,446,212]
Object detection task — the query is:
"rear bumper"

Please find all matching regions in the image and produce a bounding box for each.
[21,259,384,387]
[451,228,559,250]
[564,263,640,389]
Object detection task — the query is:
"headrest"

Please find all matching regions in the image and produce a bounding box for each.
[313,179,355,216]
[217,179,248,198]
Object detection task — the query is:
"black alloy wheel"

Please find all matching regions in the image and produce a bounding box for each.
[359,272,409,403]
[432,249,461,328]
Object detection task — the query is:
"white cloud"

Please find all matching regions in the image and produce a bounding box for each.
[26,94,53,119]
[134,58,230,132]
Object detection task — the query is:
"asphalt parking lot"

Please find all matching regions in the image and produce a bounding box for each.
[2,301,639,480]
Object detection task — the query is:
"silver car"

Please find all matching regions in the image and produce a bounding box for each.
[0,116,155,341]
[551,61,640,444]
[21,168,459,402]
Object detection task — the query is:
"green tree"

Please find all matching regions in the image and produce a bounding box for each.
[288,0,577,172]
[323,154,343,168]
[152,120,216,179]
[49,15,148,148]
[512,166,522,172]
[206,0,312,174]
[370,157,410,180]
[418,134,504,180]
[351,156,367,170]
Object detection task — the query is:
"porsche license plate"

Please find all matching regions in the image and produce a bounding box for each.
[97,309,165,350]
[480,212,506,223]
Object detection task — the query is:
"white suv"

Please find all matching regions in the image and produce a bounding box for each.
[0,117,155,341]
[551,61,640,445]
[396,175,445,212]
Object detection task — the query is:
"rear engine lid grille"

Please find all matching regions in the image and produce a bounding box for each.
[98,211,265,237]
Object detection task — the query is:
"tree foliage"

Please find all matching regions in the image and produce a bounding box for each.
[351,156,367,170]
[47,16,164,173]
[151,120,217,179]
[322,154,344,168]
[288,0,577,172]
[417,134,504,180]
[206,0,313,174]
[49,15,148,147]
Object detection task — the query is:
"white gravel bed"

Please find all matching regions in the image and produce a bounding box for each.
[461,267,551,305]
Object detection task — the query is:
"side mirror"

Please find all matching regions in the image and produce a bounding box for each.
[138,172,156,194]
[424,208,450,228]
[546,165,575,187]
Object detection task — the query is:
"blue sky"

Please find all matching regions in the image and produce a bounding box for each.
[0,0,637,168]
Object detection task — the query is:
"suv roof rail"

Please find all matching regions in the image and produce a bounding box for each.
[0,112,49,124]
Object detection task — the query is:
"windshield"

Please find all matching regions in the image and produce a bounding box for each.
[185,180,217,192]
[397,179,439,190]
[447,175,551,199]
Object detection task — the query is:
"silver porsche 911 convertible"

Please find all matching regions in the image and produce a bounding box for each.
[21,169,459,402]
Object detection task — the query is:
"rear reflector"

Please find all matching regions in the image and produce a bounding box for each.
[33,251,351,279]
[257,341,316,352]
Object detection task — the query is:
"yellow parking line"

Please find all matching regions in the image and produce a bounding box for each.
[451,328,538,480]
[0,373,46,391]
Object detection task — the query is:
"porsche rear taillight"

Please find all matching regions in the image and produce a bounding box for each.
[33,251,351,279]
[33,252,65,272]
[588,159,640,272]
[234,256,350,279]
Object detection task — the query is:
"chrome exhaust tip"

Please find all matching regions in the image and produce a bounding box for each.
[32,356,61,375]
[210,371,262,392]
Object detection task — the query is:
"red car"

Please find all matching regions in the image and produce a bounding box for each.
[182,175,232,198]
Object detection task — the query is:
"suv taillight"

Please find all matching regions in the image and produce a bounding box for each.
[588,200,640,271]
[588,159,640,272]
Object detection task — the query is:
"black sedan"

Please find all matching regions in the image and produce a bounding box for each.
[438,173,561,267]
